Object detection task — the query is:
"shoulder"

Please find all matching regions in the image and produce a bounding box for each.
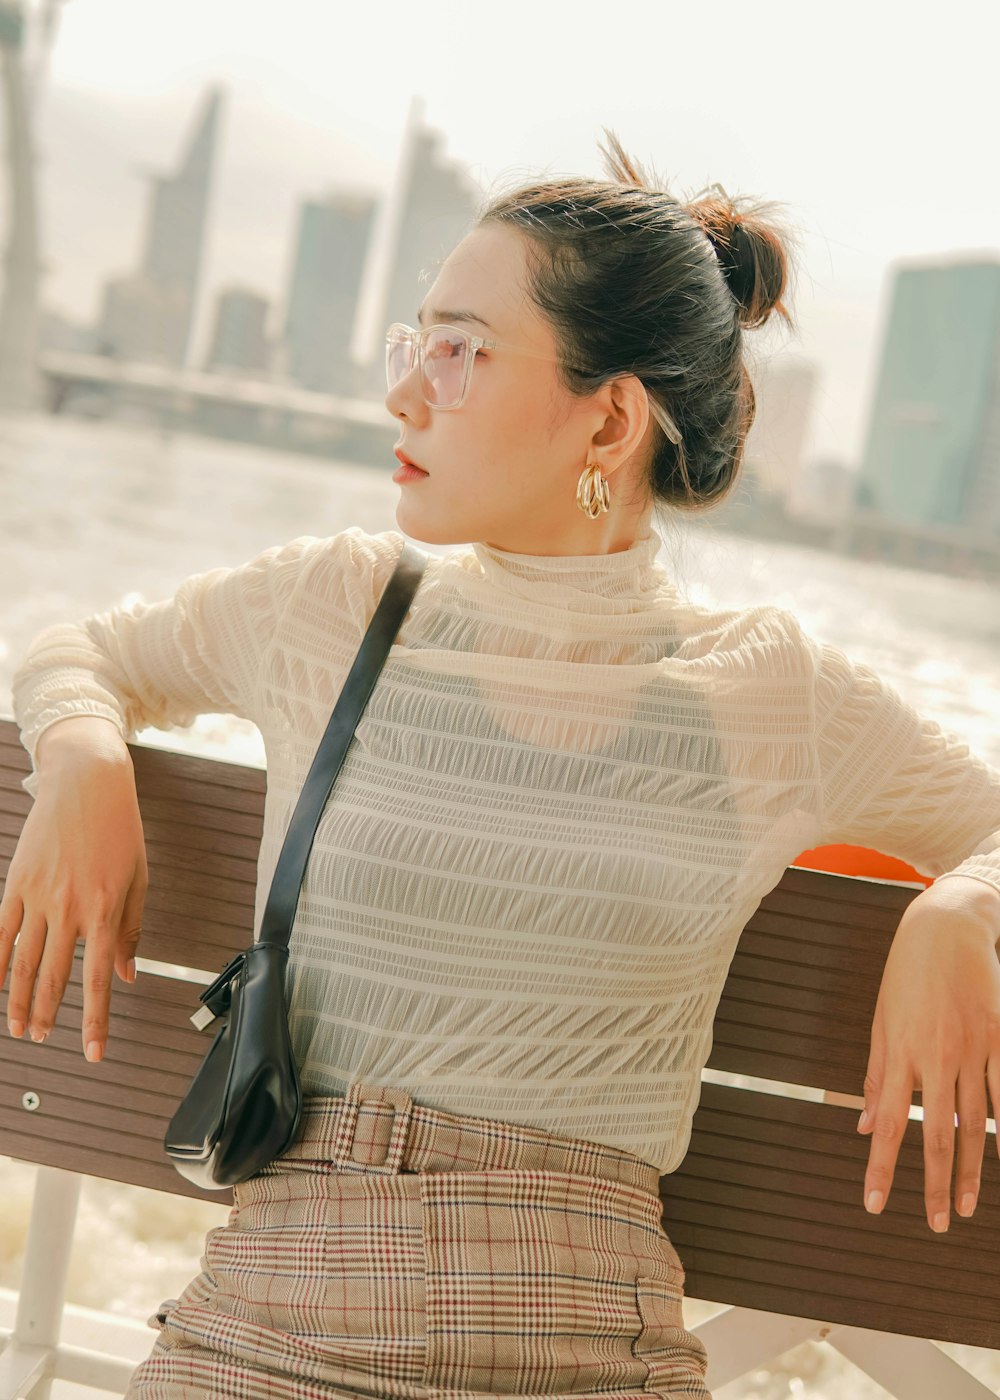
[301,525,407,584]
[675,600,817,677]
[260,524,406,587]
[290,525,411,627]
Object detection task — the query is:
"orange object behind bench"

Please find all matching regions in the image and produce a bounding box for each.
[792,845,933,887]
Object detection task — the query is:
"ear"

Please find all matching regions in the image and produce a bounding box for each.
[589,374,654,473]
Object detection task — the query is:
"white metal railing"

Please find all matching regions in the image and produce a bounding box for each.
[1,1163,997,1400]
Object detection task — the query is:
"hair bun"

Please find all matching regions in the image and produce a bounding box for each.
[684,188,793,331]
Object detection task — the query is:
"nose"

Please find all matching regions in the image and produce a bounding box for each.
[385,359,429,423]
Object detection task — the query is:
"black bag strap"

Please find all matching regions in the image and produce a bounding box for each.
[257,539,429,949]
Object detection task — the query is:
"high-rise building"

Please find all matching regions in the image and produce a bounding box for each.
[204,286,271,376]
[278,191,376,394]
[853,256,1000,536]
[96,86,223,367]
[353,99,484,397]
[0,1,41,412]
[744,355,819,513]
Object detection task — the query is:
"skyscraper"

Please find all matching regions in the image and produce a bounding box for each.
[0,0,41,411]
[744,355,819,512]
[96,86,223,367]
[854,257,1000,537]
[279,191,376,394]
[204,286,271,376]
[354,99,484,397]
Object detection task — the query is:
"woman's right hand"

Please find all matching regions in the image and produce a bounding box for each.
[0,716,148,1063]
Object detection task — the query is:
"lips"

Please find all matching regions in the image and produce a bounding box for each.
[394,447,426,472]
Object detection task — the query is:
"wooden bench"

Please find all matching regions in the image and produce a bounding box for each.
[1,717,997,1399]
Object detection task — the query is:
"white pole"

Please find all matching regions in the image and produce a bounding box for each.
[10,1165,83,1400]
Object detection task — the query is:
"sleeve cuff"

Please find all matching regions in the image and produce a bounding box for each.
[933,856,1000,903]
[18,705,129,798]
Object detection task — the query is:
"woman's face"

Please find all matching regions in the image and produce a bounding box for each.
[384,222,655,554]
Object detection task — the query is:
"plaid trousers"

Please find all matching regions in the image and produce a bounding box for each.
[126,1082,710,1398]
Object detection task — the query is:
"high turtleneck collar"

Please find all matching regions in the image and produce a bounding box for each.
[468,527,669,610]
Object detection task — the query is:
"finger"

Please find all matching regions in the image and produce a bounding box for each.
[5,907,46,1038]
[114,925,142,984]
[114,872,147,984]
[80,913,119,1063]
[0,890,24,992]
[988,1057,1000,1161]
[26,913,78,1042]
[954,1069,987,1219]
[864,1069,912,1214]
[859,1035,886,1137]
[921,1075,957,1233]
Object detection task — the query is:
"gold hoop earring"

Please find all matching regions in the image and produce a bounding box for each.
[576,460,610,519]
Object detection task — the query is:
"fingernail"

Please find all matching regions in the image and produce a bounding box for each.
[959,1193,977,1218]
[8,1019,24,1037]
[932,1212,949,1233]
[85,1041,103,1063]
[857,1108,870,1131]
[126,959,137,983]
[29,1026,48,1043]
[865,1190,884,1214]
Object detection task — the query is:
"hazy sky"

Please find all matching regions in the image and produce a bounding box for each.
[22,0,1000,465]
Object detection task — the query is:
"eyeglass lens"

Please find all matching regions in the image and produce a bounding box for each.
[386,326,470,407]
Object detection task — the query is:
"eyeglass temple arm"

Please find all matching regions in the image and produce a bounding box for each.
[646,393,683,445]
[391,325,682,444]
[491,351,684,446]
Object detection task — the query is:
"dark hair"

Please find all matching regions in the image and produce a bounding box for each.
[475,129,797,515]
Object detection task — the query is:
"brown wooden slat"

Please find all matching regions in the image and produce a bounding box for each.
[3,1034,204,1098]
[136,882,259,941]
[138,828,263,865]
[137,840,260,887]
[135,799,266,846]
[129,741,266,796]
[661,1083,1000,1347]
[4,1123,233,1205]
[757,864,923,914]
[0,793,32,824]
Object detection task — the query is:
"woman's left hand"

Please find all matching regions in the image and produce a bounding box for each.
[858,876,1000,1232]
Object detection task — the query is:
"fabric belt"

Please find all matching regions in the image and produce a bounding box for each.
[271,1080,662,1196]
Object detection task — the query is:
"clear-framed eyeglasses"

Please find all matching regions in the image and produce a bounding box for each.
[384,321,683,445]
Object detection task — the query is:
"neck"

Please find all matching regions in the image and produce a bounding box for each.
[469,524,669,610]
[481,512,656,559]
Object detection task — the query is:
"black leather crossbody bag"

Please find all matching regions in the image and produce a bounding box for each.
[164,540,429,1189]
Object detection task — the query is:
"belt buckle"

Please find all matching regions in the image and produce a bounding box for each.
[332,1082,414,1174]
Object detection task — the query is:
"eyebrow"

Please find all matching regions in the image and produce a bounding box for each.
[416,303,493,330]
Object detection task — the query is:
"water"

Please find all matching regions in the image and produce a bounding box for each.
[1,413,999,1398]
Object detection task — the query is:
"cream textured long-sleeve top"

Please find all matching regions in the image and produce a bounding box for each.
[11,525,1000,1173]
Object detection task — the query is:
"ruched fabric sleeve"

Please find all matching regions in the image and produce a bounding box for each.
[799,618,1000,901]
[10,533,332,797]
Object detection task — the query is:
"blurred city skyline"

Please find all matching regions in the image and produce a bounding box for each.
[24,0,1000,469]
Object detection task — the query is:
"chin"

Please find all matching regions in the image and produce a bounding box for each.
[394,507,473,549]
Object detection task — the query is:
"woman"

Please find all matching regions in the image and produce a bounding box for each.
[4,131,1000,1399]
